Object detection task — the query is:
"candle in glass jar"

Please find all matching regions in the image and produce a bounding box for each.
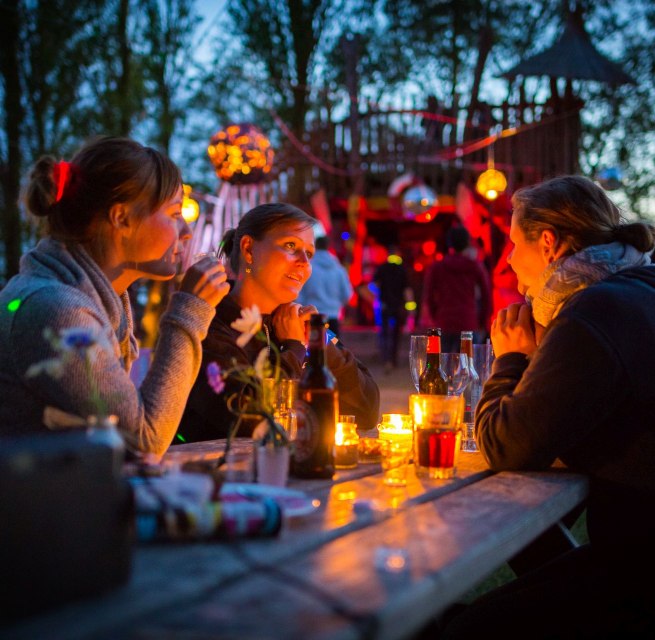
[377,413,413,442]
[335,421,359,469]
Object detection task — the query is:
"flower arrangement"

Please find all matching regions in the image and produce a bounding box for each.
[26,326,112,419]
[206,305,290,464]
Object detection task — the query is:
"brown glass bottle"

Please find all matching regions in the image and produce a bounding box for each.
[291,313,337,479]
[418,328,448,395]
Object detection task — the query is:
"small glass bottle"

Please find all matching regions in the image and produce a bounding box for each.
[460,331,481,452]
[418,328,448,395]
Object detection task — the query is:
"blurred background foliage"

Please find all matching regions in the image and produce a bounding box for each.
[2,0,655,282]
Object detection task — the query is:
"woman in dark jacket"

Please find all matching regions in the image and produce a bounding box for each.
[178,203,380,442]
[439,175,655,638]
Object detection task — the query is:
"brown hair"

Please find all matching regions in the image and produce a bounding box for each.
[512,175,655,254]
[219,202,315,273]
[23,136,182,242]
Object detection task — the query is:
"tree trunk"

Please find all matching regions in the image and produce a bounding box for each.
[342,34,363,194]
[117,0,132,136]
[466,23,494,140]
[0,0,24,280]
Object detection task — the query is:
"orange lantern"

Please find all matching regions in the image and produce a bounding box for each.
[476,141,507,201]
[476,168,507,201]
[181,184,199,223]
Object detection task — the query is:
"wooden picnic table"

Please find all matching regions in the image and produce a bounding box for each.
[5,438,589,640]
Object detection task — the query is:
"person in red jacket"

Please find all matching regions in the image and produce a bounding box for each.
[422,225,492,352]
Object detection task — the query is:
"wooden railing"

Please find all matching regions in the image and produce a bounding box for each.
[267,97,582,205]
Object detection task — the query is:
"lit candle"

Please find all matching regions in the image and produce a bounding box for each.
[335,421,359,469]
[377,413,413,442]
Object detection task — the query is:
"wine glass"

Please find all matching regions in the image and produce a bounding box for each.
[473,343,495,385]
[439,353,470,396]
[409,335,428,392]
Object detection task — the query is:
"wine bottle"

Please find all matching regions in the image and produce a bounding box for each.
[460,331,482,452]
[460,332,482,421]
[291,313,338,479]
[418,328,448,395]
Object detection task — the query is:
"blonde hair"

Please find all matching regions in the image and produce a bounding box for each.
[512,175,654,254]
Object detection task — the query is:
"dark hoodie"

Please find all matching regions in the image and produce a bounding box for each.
[178,293,380,442]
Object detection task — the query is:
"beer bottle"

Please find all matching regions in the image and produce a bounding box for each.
[291,313,337,478]
[418,328,448,395]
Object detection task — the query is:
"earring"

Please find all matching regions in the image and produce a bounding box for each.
[245,266,252,274]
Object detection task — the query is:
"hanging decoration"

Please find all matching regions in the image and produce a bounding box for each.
[401,184,439,222]
[207,123,274,185]
[476,140,507,201]
[181,184,200,223]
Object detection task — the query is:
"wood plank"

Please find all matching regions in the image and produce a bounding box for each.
[111,470,588,640]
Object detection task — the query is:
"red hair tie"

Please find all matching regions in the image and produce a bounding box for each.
[53,160,72,203]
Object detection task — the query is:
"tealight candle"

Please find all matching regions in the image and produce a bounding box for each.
[377,413,413,442]
[335,421,359,469]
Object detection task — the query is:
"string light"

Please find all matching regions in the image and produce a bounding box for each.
[181,184,200,223]
[207,123,274,184]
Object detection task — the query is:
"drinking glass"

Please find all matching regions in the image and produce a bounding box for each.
[191,250,220,265]
[473,343,494,385]
[410,394,464,479]
[263,378,298,440]
[439,353,470,396]
[380,439,412,487]
[409,335,428,392]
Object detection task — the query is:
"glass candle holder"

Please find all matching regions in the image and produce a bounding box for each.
[377,413,413,443]
[335,421,359,469]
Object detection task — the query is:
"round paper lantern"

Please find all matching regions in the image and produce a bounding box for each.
[475,168,507,201]
[402,185,439,222]
[207,123,274,185]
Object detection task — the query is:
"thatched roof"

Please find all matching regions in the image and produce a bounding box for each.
[501,8,635,86]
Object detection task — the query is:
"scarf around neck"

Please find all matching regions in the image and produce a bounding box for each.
[527,241,651,327]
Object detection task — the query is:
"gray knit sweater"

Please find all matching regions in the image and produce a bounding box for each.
[0,238,215,455]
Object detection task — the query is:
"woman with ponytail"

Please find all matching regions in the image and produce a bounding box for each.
[178,202,379,443]
[437,175,655,637]
[0,136,229,456]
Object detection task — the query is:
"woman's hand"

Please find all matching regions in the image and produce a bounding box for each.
[179,256,230,307]
[491,302,538,357]
[272,303,317,343]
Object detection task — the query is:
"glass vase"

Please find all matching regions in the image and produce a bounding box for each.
[256,442,290,487]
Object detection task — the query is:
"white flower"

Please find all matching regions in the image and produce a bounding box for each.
[231,305,262,348]
[26,358,64,379]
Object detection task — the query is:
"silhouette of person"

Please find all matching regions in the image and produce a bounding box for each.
[422,225,492,352]
[297,235,353,337]
[373,246,414,372]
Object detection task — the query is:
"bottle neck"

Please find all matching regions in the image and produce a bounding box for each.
[426,334,442,355]
[460,338,473,358]
[306,324,327,368]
